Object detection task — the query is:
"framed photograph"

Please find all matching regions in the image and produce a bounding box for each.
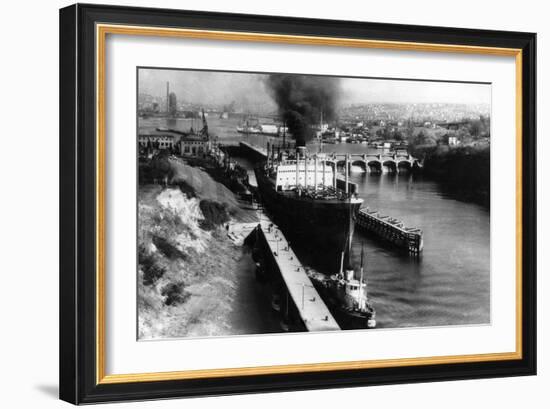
[59,3,536,404]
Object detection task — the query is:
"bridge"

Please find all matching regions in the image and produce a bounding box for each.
[237,141,422,174]
[323,152,422,174]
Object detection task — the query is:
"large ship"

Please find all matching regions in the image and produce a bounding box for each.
[254,144,363,255]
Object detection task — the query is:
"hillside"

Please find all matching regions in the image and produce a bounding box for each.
[137,161,272,339]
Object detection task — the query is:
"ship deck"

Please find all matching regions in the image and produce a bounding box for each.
[256,169,362,204]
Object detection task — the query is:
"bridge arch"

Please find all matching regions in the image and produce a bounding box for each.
[396,160,412,173]
[382,160,397,174]
[335,160,347,171]
[367,160,382,173]
[351,160,368,173]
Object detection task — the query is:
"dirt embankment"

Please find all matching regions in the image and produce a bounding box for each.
[138,160,264,339]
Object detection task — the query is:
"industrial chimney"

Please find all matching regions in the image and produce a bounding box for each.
[166,82,169,114]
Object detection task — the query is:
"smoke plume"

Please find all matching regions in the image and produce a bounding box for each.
[265,74,340,146]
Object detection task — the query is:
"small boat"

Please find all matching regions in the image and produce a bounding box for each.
[309,204,376,329]
[237,116,262,134]
[237,125,261,134]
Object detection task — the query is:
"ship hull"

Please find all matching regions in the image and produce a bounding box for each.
[254,167,362,257]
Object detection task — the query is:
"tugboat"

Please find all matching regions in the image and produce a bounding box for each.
[308,198,376,329]
[310,243,376,329]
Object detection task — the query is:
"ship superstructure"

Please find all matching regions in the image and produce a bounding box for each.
[254,144,363,255]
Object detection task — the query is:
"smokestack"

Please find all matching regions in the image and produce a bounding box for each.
[314,155,318,191]
[345,154,349,194]
[166,82,169,114]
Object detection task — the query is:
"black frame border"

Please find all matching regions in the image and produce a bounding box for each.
[59,3,536,404]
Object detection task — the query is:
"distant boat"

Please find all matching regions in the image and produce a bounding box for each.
[259,124,288,136]
[237,117,262,134]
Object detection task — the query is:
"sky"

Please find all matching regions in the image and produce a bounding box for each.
[340,77,490,105]
[138,68,491,109]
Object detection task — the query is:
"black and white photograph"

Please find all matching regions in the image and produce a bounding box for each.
[137,68,491,340]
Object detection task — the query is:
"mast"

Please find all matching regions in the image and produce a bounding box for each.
[322,160,326,189]
[359,242,368,310]
[319,109,323,141]
[360,242,368,302]
[345,154,349,194]
[282,120,286,148]
[338,192,354,272]
[295,149,299,188]
[314,154,318,191]
[359,243,364,287]
[304,151,308,189]
[345,192,353,268]
[201,108,208,136]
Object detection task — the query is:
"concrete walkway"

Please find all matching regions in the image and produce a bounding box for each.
[256,212,340,332]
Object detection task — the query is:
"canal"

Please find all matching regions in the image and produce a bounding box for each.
[140,115,490,330]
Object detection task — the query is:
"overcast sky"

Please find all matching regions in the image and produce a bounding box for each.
[138,68,491,108]
[340,77,490,105]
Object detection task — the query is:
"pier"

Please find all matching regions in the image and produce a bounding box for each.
[248,213,340,332]
[356,208,423,255]
[239,141,269,161]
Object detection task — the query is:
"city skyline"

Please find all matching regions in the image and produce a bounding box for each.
[138,68,491,109]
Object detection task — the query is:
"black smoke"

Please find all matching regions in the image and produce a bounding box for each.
[266,74,340,146]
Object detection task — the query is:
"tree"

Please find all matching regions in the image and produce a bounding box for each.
[469,120,482,138]
[414,130,427,145]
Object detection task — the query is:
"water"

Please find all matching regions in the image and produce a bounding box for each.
[349,173,490,328]
[140,116,490,330]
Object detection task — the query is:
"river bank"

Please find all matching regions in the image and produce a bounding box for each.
[413,145,490,207]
